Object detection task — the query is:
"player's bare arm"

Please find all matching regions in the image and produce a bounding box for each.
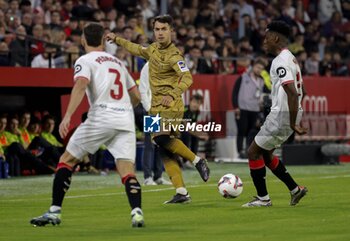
[283,83,307,135]
[301,84,307,102]
[59,77,89,138]
[128,86,141,107]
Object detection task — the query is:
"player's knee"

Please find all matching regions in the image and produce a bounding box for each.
[153,135,171,147]
[58,152,79,167]
[247,146,258,160]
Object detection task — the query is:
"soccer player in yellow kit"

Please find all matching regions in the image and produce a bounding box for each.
[107,15,210,204]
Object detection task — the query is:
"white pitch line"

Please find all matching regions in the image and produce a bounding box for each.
[1,174,350,203]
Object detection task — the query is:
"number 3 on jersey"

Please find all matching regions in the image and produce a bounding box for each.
[109,68,123,100]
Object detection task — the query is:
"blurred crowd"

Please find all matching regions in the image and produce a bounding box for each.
[0,110,102,177]
[0,0,349,76]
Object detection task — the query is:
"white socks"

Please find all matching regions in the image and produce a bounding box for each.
[192,156,201,165]
[176,187,188,195]
[291,186,299,195]
[49,205,61,212]
[258,194,270,201]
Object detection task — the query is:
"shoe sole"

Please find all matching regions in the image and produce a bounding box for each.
[30,219,61,227]
[242,203,272,207]
[163,199,192,204]
[290,187,308,206]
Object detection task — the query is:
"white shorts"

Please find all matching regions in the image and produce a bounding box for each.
[255,110,302,151]
[66,121,136,162]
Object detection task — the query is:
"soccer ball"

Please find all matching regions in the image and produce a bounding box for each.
[218,174,243,198]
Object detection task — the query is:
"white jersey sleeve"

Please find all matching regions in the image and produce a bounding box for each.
[139,62,152,111]
[273,61,294,86]
[74,57,91,82]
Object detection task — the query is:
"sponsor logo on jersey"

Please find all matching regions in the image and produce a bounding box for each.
[276,67,287,78]
[177,61,189,72]
[74,64,82,75]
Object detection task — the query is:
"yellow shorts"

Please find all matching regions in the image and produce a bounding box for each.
[150,98,184,137]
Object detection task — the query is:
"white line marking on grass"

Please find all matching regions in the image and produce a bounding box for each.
[2,174,350,202]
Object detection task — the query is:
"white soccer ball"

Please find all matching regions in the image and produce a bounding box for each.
[218,174,243,198]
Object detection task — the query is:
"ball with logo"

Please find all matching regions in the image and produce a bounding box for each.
[218,174,243,198]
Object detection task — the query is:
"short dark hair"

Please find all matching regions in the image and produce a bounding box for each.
[83,23,104,47]
[191,93,203,102]
[253,59,266,67]
[153,14,174,29]
[41,114,55,124]
[266,21,291,39]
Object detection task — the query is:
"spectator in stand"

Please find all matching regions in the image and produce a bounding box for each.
[238,36,253,56]
[113,0,138,17]
[341,31,350,59]
[294,0,311,33]
[296,50,307,75]
[322,11,344,38]
[60,0,73,22]
[19,0,32,15]
[9,0,20,18]
[250,17,268,54]
[197,46,217,74]
[21,12,33,34]
[122,25,134,41]
[50,10,62,30]
[106,9,117,30]
[194,4,215,28]
[9,25,30,66]
[0,41,10,66]
[33,12,45,26]
[194,36,205,50]
[236,0,256,39]
[319,51,333,76]
[31,43,57,68]
[217,36,236,74]
[114,14,126,32]
[31,24,45,58]
[318,0,342,24]
[343,0,350,19]
[137,0,156,28]
[305,49,320,75]
[332,51,349,76]
[34,0,53,25]
[64,17,79,38]
[240,13,254,40]
[185,46,201,74]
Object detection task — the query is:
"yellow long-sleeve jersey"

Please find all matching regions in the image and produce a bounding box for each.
[115,37,193,107]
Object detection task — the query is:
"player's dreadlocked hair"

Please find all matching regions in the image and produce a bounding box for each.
[83,23,104,47]
[266,21,291,39]
[153,14,174,28]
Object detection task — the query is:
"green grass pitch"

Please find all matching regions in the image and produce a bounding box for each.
[1,163,350,241]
